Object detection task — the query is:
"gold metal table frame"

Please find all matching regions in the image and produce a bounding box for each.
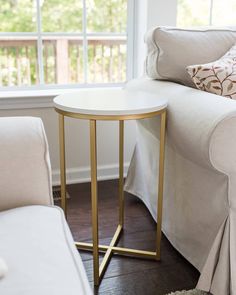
[55,107,167,286]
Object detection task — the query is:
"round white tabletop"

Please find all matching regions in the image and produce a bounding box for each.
[54,88,167,118]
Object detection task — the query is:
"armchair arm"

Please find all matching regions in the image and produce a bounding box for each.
[126,78,236,173]
[0,117,53,211]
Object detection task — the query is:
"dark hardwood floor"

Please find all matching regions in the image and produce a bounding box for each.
[56,179,199,295]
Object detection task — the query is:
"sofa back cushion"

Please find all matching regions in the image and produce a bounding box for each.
[145,27,236,87]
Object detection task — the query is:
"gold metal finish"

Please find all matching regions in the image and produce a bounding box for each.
[75,240,156,259]
[99,225,122,279]
[119,121,124,226]
[59,114,67,217]
[90,120,99,286]
[55,107,165,121]
[156,111,167,260]
[55,106,167,286]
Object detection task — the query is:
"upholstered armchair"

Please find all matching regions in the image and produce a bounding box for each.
[125,77,236,295]
[0,117,91,295]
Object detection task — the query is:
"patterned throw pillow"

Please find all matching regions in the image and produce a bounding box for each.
[186,44,236,99]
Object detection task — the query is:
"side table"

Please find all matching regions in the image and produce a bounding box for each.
[54,89,167,286]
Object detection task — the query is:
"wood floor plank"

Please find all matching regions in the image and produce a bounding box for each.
[55,179,199,294]
[94,264,198,295]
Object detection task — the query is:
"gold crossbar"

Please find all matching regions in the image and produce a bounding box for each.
[98,225,122,278]
[75,242,157,259]
[75,236,158,261]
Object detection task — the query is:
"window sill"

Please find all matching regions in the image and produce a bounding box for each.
[0,84,124,110]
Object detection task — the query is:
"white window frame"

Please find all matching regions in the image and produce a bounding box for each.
[209,0,214,25]
[176,0,228,27]
[0,0,135,92]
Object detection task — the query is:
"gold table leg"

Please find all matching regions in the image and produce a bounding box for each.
[90,120,99,286]
[98,120,125,280]
[119,120,124,227]
[74,110,167,286]
[156,110,167,260]
[59,114,67,217]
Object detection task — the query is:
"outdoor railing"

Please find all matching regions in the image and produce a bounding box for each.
[0,36,127,87]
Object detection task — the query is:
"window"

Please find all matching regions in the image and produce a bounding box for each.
[0,0,132,89]
[177,0,236,28]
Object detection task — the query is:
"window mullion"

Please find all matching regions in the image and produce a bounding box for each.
[36,0,44,84]
[82,0,88,83]
[126,0,135,80]
[209,0,214,25]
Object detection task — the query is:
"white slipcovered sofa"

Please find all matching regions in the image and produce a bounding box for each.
[0,117,92,295]
[125,27,236,295]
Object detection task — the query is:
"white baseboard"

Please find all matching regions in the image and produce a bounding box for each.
[52,162,129,186]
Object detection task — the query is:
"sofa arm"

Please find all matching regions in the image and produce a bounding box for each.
[126,78,236,173]
[0,117,53,211]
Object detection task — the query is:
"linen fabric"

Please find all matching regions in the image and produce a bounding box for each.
[0,257,8,279]
[187,44,236,99]
[0,117,92,295]
[0,206,92,295]
[0,117,53,211]
[145,26,236,87]
[124,78,236,295]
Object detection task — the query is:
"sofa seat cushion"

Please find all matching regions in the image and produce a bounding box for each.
[0,205,92,295]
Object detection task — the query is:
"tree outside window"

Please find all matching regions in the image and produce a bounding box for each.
[0,0,128,88]
[177,0,236,27]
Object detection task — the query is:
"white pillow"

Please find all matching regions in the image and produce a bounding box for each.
[186,44,236,99]
[0,257,8,279]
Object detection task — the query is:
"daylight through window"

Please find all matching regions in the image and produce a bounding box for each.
[0,0,130,89]
[177,0,236,28]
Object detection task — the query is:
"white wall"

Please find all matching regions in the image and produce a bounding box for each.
[147,0,177,28]
[134,0,177,77]
[0,107,136,185]
[0,0,178,186]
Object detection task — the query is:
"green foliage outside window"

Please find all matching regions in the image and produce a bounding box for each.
[177,0,211,27]
[0,0,127,33]
[0,0,36,32]
[177,0,236,27]
[0,0,127,87]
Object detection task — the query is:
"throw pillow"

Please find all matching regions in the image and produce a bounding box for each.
[186,44,236,99]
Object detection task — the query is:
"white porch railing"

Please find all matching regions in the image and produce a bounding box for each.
[0,36,127,87]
